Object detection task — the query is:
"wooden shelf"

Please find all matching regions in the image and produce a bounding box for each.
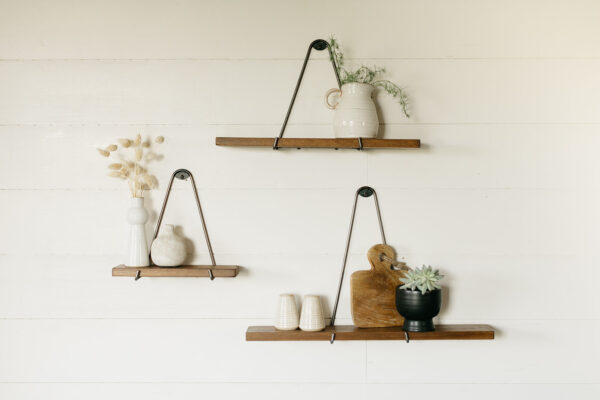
[215,137,420,149]
[246,324,494,341]
[112,265,239,278]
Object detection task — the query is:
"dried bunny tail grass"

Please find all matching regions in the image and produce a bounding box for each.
[97,148,110,157]
[141,174,157,189]
[118,139,132,148]
[98,133,163,196]
[107,171,125,178]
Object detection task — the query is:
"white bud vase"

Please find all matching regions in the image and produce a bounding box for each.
[126,197,149,267]
[150,224,187,267]
[325,82,379,138]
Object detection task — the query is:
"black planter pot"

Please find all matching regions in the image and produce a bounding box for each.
[395,287,442,332]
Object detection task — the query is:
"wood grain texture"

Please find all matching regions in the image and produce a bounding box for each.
[112,265,239,278]
[215,137,421,149]
[246,324,495,341]
[350,244,406,328]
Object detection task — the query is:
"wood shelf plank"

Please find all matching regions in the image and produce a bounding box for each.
[215,137,420,149]
[112,265,239,278]
[246,324,494,341]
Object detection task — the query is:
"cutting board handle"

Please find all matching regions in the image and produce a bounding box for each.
[367,244,397,274]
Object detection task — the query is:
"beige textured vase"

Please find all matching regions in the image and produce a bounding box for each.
[299,295,325,332]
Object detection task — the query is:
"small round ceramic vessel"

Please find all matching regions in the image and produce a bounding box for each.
[395,287,442,332]
[150,224,186,267]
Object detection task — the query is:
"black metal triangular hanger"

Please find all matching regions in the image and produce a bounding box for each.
[151,168,217,279]
[328,186,387,342]
[274,39,342,149]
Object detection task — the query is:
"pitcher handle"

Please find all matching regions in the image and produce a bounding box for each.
[325,88,342,109]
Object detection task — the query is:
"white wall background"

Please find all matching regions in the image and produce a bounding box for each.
[1,0,599,398]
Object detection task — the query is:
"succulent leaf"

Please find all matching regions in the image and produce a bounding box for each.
[399,265,444,294]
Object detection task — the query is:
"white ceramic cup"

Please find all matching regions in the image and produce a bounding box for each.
[274,294,299,331]
[299,295,326,332]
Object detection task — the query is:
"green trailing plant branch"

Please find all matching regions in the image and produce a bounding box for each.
[399,265,444,294]
[329,36,410,118]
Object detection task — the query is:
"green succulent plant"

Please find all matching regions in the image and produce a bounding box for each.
[329,36,410,118]
[399,265,444,295]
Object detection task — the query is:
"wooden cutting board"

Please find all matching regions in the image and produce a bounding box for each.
[350,244,406,328]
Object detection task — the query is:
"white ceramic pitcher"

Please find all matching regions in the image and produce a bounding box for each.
[325,82,379,138]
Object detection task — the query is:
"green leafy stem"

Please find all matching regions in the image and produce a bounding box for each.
[329,36,410,118]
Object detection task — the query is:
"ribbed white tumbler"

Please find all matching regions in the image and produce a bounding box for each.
[274,294,299,331]
[299,295,325,332]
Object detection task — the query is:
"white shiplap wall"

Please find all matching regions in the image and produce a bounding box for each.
[1,0,599,398]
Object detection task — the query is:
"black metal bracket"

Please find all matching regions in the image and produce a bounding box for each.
[329,186,387,343]
[274,39,342,150]
[144,168,216,280]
